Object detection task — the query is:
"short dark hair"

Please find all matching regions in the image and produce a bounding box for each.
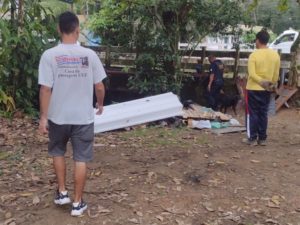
[256,30,270,45]
[208,55,216,61]
[58,11,79,34]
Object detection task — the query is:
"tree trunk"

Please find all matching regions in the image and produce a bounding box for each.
[18,0,24,31]
[10,0,16,27]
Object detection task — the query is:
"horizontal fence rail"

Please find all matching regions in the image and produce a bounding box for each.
[87,45,294,80]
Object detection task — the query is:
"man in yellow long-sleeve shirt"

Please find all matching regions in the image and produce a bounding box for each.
[245,30,280,146]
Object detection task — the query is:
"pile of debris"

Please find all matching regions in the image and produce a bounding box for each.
[182,102,245,134]
[182,103,232,121]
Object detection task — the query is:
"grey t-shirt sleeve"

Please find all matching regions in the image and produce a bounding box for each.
[38,52,54,88]
[91,51,107,84]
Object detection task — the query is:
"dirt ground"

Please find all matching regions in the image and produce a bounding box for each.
[1,108,300,225]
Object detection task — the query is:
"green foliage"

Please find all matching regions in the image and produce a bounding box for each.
[247,0,298,11]
[242,31,256,44]
[128,53,181,95]
[40,0,100,16]
[73,0,100,16]
[241,29,277,48]
[258,0,300,34]
[247,0,300,34]
[88,0,134,46]
[0,0,57,114]
[90,0,245,96]
[40,0,69,15]
[0,89,16,112]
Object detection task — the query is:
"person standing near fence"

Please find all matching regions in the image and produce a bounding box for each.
[38,11,106,216]
[207,55,225,110]
[245,30,280,146]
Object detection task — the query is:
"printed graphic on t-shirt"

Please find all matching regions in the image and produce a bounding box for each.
[55,55,89,79]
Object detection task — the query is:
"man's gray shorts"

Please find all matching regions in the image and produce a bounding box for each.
[48,120,94,162]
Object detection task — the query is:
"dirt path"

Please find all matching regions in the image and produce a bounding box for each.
[1,109,300,225]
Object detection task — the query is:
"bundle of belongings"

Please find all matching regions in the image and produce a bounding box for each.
[182,101,245,134]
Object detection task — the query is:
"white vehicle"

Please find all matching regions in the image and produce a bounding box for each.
[269,29,299,54]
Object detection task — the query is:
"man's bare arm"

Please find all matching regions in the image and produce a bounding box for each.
[95,82,105,115]
[39,85,52,134]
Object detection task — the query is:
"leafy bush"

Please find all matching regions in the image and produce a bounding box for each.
[90,0,245,96]
[0,89,15,112]
[128,53,181,95]
[0,0,57,114]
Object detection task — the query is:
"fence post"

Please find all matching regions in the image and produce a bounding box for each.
[233,46,240,79]
[105,45,111,68]
[201,46,206,65]
[277,49,284,86]
[288,52,297,87]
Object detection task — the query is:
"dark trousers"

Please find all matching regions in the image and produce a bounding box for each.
[246,90,271,141]
[207,83,222,110]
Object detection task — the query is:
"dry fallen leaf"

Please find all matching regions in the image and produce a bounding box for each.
[222,212,241,222]
[250,160,261,163]
[267,201,280,209]
[216,160,225,165]
[128,218,139,224]
[146,172,157,184]
[202,202,215,212]
[5,212,12,219]
[295,208,300,212]
[156,215,164,221]
[31,173,40,182]
[176,219,191,225]
[19,192,33,197]
[167,162,175,167]
[3,218,15,225]
[155,184,166,189]
[135,211,143,217]
[173,178,182,185]
[175,219,185,225]
[32,195,40,205]
[88,209,99,218]
[97,205,111,214]
[95,171,102,176]
[271,195,280,206]
[265,218,279,224]
[1,194,17,203]
[176,186,182,192]
[251,208,263,214]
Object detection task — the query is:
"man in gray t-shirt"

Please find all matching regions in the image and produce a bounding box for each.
[38,11,106,217]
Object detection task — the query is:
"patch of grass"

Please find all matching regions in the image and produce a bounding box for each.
[0,152,11,160]
[31,162,43,173]
[195,136,209,145]
[0,110,14,118]
[7,148,24,161]
[119,127,160,138]
[118,126,208,149]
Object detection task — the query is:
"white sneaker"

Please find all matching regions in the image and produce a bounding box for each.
[54,190,71,205]
[71,201,88,216]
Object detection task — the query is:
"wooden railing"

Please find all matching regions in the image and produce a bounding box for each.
[87,45,292,79]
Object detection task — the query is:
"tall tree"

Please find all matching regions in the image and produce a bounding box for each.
[89,0,245,95]
[0,0,57,112]
[254,0,300,34]
[40,0,69,15]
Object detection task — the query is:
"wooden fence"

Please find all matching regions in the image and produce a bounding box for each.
[87,45,297,86]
